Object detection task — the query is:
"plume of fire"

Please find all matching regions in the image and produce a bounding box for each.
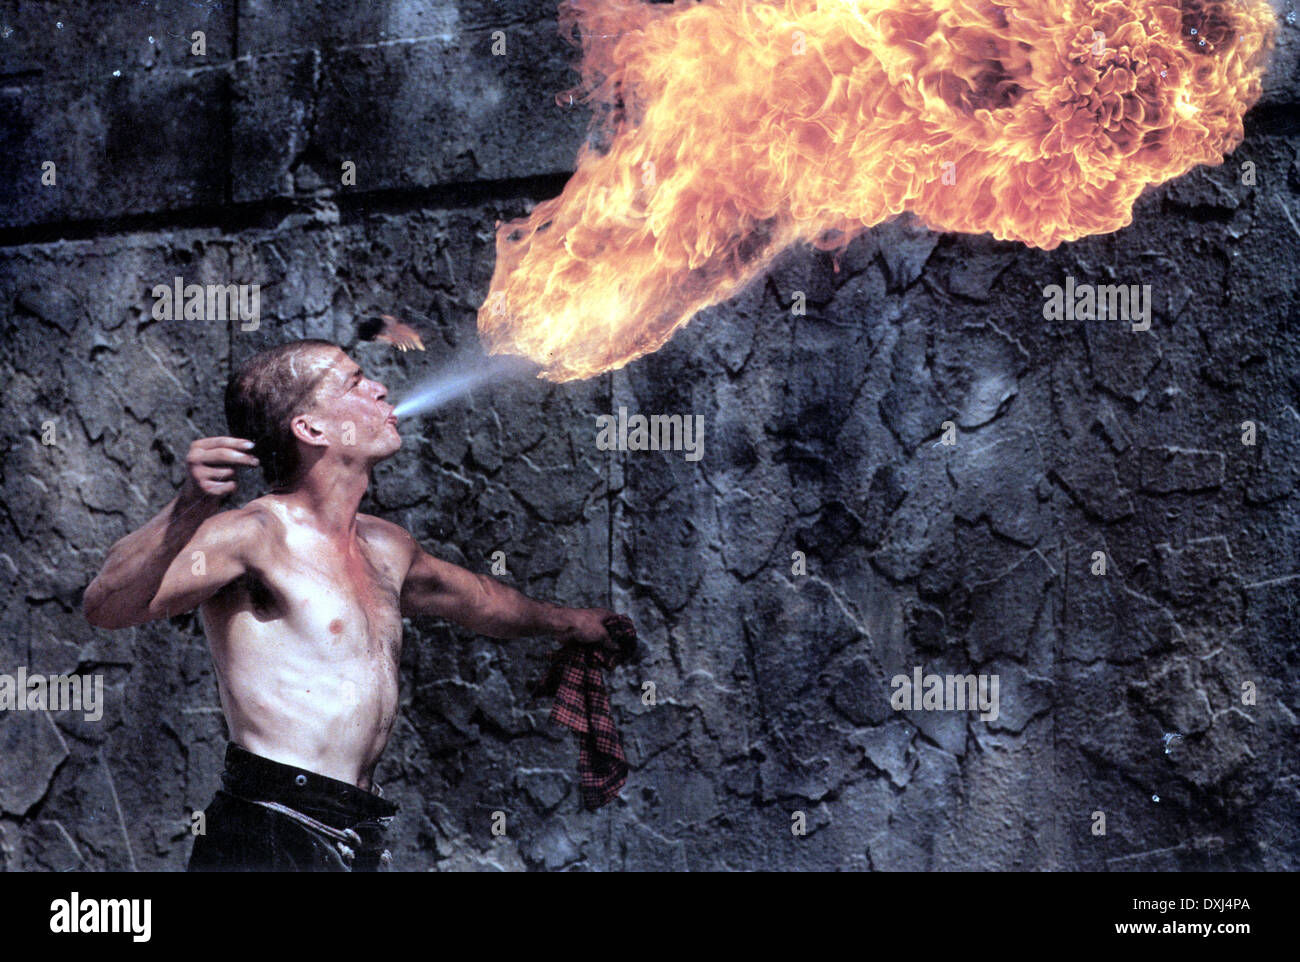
[478,0,1276,382]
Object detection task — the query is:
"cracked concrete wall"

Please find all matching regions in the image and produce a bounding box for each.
[0,0,1297,871]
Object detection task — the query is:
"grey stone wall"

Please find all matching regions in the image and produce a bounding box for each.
[0,0,1296,871]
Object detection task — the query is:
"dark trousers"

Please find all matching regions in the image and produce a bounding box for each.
[187,742,399,872]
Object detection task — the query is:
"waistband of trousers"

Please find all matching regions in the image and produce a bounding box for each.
[219,742,398,829]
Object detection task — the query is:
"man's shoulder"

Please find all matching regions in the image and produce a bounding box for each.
[357,513,416,551]
[196,498,283,545]
[357,514,418,581]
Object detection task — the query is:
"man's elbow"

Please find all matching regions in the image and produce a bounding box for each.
[82,583,143,630]
[83,599,119,630]
[82,581,108,627]
[83,599,126,630]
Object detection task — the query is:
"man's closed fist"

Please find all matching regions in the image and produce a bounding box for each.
[557,608,637,659]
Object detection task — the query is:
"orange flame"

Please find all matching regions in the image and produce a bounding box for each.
[478,0,1276,382]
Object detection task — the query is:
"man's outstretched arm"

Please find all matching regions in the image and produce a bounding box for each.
[82,436,260,629]
[399,536,621,647]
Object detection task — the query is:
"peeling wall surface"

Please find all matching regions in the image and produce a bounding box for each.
[1,0,1297,872]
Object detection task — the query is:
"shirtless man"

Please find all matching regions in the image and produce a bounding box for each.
[82,339,631,871]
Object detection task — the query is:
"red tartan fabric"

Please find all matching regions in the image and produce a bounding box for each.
[533,621,637,810]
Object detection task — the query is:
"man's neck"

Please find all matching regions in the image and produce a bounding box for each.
[276,462,370,542]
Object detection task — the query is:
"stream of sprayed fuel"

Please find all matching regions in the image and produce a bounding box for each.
[390,352,538,418]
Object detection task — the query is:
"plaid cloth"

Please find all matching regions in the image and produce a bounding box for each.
[532,617,637,810]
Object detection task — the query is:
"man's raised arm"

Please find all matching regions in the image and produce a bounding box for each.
[398,534,623,647]
[82,437,260,629]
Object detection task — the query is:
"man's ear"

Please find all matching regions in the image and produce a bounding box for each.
[290,413,330,449]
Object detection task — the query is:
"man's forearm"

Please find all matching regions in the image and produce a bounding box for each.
[468,574,573,640]
[83,489,220,628]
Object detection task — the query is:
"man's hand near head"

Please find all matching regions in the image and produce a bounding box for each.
[180,436,260,500]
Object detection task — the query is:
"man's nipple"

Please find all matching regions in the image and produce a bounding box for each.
[329,619,344,634]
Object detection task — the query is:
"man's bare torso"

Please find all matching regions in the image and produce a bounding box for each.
[199,495,411,790]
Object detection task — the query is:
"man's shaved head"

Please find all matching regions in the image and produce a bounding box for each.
[225,340,339,488]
